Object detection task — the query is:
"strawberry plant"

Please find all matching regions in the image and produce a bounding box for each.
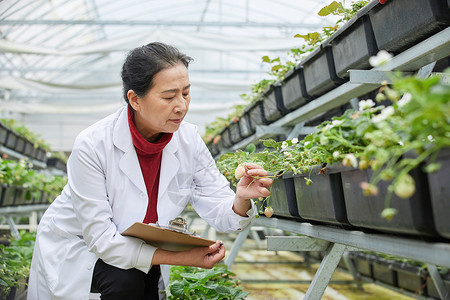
[0,157,67,204]
[217,64,450,220]
[166,264,249,299]
[0,231,36,299]
[202,0,370,144]
[0,118,50,151]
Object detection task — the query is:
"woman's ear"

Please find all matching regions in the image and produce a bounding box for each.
[127,90,140,111]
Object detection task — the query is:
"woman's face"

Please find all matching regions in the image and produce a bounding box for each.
[129,62,191,142]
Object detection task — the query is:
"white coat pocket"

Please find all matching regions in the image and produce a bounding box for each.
[37,219,79,293]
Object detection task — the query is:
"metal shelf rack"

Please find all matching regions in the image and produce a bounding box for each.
[222,28,450,300]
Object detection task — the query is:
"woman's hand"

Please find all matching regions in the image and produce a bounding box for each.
[233,163,273,217]
[184,241,225,269]
[151,241,225,269]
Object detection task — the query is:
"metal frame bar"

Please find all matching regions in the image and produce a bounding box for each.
[304,243,347,299]
[427,264,450,300]
[0,19,321,29]
[227,217,450,299]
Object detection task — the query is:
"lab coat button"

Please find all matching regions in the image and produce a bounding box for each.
[140,193,146,199]
[87,262,93,270]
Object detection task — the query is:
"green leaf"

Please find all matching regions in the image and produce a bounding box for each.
[169,282,185,297]
[261,55,270,63]
[262,139,278,149]
[234,290,250,299]
[215,285,232,295]
[304,134,314,142]
[246,143,256,154]
[0,278,8,287]
[318,2,341,16]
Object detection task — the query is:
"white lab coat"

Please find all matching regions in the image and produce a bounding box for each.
[27,106,255,300]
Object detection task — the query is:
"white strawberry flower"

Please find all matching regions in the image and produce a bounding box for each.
[372,106,395,123]
[369,50,393,67]
[358,99,375,111]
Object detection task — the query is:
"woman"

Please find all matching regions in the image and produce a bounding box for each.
[27,42,272,300]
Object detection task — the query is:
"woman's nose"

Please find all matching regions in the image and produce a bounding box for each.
[174,95,189,114]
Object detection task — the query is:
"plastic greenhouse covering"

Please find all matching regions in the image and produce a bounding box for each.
[0,0,338,151]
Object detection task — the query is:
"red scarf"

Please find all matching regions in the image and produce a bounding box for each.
[127,107,173,224]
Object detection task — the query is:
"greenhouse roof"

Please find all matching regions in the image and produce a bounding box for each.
[0,0,339,151]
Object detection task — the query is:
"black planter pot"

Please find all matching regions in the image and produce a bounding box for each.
[246,100,266,132]
[0,185,17,207]
[5,130,18,150]
[5,286,16,300]
[37,192,50,205]
[331,10,378,79]
[268,175,302,220]
[219,127,233,149]
[349,252,373,279]
[237,113,252,139]
[293,164,349,226]
[427,148,450,239]
[207,141,220,158]
[23,140,35,157]
[31,190,45,205]
[371,257,398,287]
[13,187,34,206]
[392,263,427,296]
[368,0,450,53]
[228,121,242,145]
[15,136,26,154]
[34,147,47,162]
[0,123,8,145]
[280,66,311,111]
[261,84,289,124]
[302,44,346,98]
[341,166,438,238]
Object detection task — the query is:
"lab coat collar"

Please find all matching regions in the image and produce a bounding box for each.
[113,106,181,200]
[158,130,180,222]
[114,106,146,194]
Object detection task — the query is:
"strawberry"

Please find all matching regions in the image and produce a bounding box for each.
[394,174,415,199]
[264,207,274,218]
[234,165,246,180]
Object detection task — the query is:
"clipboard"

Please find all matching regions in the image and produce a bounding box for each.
[121,221,215,251]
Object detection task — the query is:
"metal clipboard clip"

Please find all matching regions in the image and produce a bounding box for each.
[154,217,198,236]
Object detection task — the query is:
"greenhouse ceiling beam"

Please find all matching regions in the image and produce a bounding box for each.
[0,19,321,29]
[0,67,263,74]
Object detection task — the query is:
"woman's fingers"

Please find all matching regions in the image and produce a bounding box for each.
[243,163,268,176]
[207,240,223,254]
[256,177,273,188]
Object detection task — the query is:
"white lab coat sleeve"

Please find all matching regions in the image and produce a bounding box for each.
[68,132,156,273]
[189,128,257,233]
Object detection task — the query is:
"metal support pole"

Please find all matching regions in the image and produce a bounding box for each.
[200,223,211,239]
[304,243,347,300]
[342,252,363,290]
[29,211,38,232]
[427,264,450,300]
[224,225,251,270]
[7,216,20,240]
